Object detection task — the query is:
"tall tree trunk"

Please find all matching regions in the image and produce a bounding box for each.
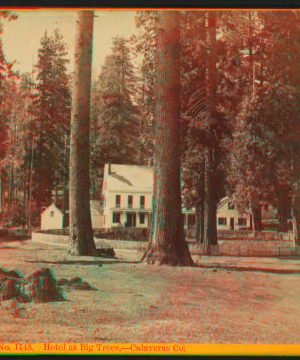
[144,11,193,266]
[209,168,218,247]
[12,169,15,204]
[203,148,218,253]
[291,194,300,246]
[278,199,289,233]
[203,147,211,254]
[2,176,5,207]
[0,172,2,208]
[8,167,14,208]
[202,12,218,255]
[251,203,262,231]
[69,10,96,256]
[54,168,58,205]
[208,13,218,252]
[62,134,68,217]
[195,202,204,244]
[0,174,2,226]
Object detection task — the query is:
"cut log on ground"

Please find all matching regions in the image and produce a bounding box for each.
[0,267,66,303]
[0,267,98,303]
[58,276,97,290]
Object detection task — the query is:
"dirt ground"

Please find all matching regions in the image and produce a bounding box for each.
[0,238,300,344]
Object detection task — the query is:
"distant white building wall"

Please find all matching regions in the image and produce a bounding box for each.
[91,209,103,228]
[103,191,153,229]
[102,164,154,229]
[102,164,253,231]
[217,197,250,230]
[41,200,103,230]
[41,204,64,230]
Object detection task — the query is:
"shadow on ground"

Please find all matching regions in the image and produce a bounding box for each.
[24,259,140,266]
[24,257,300,275]
[194,262,300,274]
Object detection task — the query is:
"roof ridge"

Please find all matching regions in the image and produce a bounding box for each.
[109,172,132,186]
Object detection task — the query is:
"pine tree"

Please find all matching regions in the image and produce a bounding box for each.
[0,11,18,218]
[131,11,157,166]
[91,36,140,188]
[258,11,300,238]
[28,29,71,212]
[224,11,300,237]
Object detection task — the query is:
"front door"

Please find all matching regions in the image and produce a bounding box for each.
[230,218,234,231]
[126,212,136,227]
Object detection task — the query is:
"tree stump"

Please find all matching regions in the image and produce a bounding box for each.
[0,267,66,303]
[17,268,66,303]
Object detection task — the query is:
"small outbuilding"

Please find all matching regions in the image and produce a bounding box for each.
[40,204,65,230]
[40,201,103,230]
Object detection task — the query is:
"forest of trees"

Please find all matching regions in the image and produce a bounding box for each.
[0,10,300,251]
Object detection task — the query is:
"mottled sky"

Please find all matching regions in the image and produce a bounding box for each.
[1,8,138,79]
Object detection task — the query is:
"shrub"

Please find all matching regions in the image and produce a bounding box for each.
[0,229,9,238]
[10,203,27,227]
[0,200,41,229]
[36,227,150,242]
[93,227,150,242]
[262,219,279,231]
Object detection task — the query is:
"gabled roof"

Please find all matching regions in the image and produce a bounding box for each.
[103,164,154,193]
[217,196,230,210]
[41,203,63,215]
[42,201,99,215]
[217,196,251,214]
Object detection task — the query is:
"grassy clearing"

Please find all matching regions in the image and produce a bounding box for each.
[0,240,299,343]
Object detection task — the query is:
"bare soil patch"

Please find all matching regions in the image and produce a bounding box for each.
[0,239,299,344]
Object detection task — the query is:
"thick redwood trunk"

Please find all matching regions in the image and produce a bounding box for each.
[69,10,96,256]
[251,203,262,231]
[195,202,204,244]
[209,189,218,247]
[0,172,3,208]
[1,171,7,207]
[203,147,211,254]
[291,194,300,246]
[201,13,218,255]
[203,147,218,254]
[144,11,193,266]
[8,167,14,208]
[208,13,218,252]
[278,200,289,233]
[54,169,58,205]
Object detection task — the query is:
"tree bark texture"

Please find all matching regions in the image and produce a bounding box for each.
[202,13,218,255]
[291,194,300,246]
[203,147,218,254]
[0,267,66,303]
[0,173,4,207]
[69,10,96,256]
[195,202,204,244]
[251,203,262,231]
[144,11,193,266]
[278,199,289,233]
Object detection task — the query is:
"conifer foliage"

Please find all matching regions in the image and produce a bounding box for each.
[1,9,300,253]
[91,36,140,169]
[28,29,71,211]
